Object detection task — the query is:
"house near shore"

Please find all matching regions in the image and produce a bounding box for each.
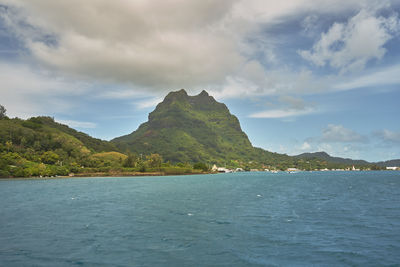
[386,166,399,170]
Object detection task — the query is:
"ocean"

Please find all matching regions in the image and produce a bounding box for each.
[1,171,399,266]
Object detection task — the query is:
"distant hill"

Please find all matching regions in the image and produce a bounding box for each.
[294,151,370,166]
[294,151,400,167]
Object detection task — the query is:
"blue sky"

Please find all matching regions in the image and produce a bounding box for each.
[0,0,399,162]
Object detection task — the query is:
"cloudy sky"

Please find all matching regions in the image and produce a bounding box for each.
[1,0,399,162]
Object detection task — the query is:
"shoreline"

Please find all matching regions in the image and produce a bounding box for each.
[0,171,213,180]
[0,169,395,180]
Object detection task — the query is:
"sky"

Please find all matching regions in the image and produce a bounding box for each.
[0,0,399,162]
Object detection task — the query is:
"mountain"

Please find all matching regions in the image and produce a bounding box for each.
[294,152,370,166]
[295,151,400,167]
[112,89,262,163]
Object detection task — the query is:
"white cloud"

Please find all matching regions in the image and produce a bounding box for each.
[56,119,96,129]
[334,64,400,90]
[299,9,399,72]
[249,107,315,118]
[1,0,244,91]
[0,0,391,96]
[300,141,311,150]
[321,124,367,142]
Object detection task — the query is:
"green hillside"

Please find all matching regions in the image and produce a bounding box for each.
[112,89,257,163]
[0,116,120,177]
[0,114,209,177]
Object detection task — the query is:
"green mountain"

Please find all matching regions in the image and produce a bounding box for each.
[112,89,260,163]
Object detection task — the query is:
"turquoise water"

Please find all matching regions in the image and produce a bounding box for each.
[1,171,399,266]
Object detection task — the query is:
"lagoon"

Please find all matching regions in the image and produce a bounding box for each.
[1,171,399,266]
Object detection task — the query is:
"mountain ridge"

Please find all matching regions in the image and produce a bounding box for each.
[294,151,399,167]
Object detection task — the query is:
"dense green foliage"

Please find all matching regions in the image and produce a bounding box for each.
[0,115,204,177]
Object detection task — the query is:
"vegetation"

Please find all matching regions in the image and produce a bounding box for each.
[0,92,389,178]
[0,114,208,178]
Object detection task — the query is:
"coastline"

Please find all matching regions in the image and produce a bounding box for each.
[0,171,213,180]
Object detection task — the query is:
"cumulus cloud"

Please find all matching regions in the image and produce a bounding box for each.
[300,141,311,150]
[299,9,400,72]
[321,124,367,143]
[0,0,391,95]
[0,0,244,91]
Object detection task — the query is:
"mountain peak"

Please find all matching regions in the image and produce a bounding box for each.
[165,88,188,97]
[198,90,209,97]
[176,88,188,95]
[163,89,189,103]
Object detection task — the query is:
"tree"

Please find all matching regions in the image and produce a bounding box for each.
[41,151,59,164]
[123,153,137,168]
[146,153,162,169]
[0,105,6,119]
[193,162,209,171]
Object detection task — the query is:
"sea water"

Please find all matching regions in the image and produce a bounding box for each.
[0,171,399,266]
